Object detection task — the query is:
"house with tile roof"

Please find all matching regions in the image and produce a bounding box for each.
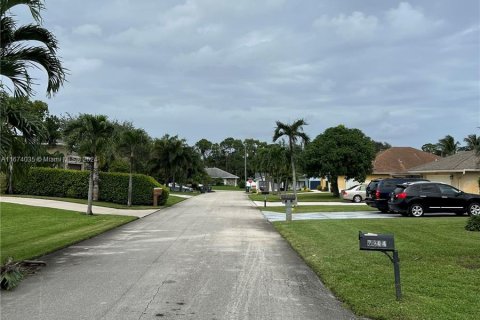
[205,167,239,186]
[337,147,440,191]
[408,151,480,194]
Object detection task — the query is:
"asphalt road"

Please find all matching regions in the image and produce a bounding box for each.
[0,191,359,320]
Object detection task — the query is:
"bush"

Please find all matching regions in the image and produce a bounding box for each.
[15,167,169,205]
[465,215,480,231]
[238,180,246,189]
[316,184,322,191]
[0,172,7,194]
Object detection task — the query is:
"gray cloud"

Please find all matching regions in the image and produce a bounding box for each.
[7,0,479,147]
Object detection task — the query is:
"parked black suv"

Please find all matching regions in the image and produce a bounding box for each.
[365,177,428,213]
[388,182,480,217]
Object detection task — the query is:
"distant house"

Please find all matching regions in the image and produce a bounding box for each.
[46,141,91,171]
[205,167,239,186]
[408,151,480,194]
[337,147,440,191]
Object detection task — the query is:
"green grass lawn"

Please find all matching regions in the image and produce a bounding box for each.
[274,218,480,320]
[0,203,137,264]
[211,185,245,191]
[4,194,186,209]
[249,192,341,202]
[264,205,375,213]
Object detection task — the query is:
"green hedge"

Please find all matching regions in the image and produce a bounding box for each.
[15,167,169,205]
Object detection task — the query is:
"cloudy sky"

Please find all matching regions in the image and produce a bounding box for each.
[10,0,480,148]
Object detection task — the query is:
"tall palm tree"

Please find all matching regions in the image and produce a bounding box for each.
[118,128,151,206]
[437,135,459,157]
[1,0,66,97]
[63,114,114,215]
[273,119,309,211]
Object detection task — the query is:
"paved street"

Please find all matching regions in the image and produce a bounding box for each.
[0,192,359,320]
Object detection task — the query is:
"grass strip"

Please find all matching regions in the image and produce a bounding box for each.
[1,203,137,263]
[3,194,186,210]
[264,205,376,213]
[249,192,341,202]
[274,218,480,320]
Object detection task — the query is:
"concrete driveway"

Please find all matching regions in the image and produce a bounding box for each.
[0,192,359,320]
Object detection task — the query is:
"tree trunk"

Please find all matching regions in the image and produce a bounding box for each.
[93,157,99,201]
[289,138,297,206]
[331,175,340,197]
[8,160,13,194]
[87,159,94,215]
[127,154,133,207]
[291,156,297,206]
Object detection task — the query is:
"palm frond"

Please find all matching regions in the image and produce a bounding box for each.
[0,0,45,24]
[12,24,58,52]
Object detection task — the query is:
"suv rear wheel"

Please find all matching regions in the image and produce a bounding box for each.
[467,202,480,216]
[409,203,424,217]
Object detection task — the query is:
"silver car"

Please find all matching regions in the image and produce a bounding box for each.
[341,184,367,203]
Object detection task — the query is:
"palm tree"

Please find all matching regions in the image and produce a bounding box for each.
[437,135,459,157]
[63,114,114,215]
[0,92,45,193]
[150,135,188,188]
[461,134,480,152]
[1,0,66,97]
[118,128,151,206]
[273,119,309,211]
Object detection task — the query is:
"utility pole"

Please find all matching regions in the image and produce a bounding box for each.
[244,143,247,192]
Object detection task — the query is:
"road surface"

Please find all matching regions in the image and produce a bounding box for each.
[1,191,359,320]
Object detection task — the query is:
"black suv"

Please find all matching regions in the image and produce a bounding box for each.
[365,177,428,213]
[388,182,480,217]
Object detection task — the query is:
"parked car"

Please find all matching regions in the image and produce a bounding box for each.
[341,184,367,203]
[168,183,193,192]
[365,179,382,200]
[388,181,480,217]
[365,177,428,212]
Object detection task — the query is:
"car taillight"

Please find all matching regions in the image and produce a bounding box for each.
[375,190,380,199]
[397,192,407,199]
[342,191,347,195]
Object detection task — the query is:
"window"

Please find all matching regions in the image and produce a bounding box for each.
[438,184,460,196]
[420,184,440,194]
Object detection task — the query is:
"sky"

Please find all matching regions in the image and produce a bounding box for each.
[7,0,480,148]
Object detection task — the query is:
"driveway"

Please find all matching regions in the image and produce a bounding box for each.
[0,192,359,320]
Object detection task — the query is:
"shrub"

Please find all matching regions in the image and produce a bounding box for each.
[0,257,24,291]
[316,184,322,191]
[15,167,168,205]
[238,180,246,189]
[465,215,480,232]
[0,173,7,194]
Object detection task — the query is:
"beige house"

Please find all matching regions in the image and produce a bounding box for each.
[408,151,480,194]
[337,147,440,191]
[46,142,91,170]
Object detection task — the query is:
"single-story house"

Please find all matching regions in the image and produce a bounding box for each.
[337,147,440,191]
[408,151,480,194]
[46,141,91,170]
[205,167,239,186]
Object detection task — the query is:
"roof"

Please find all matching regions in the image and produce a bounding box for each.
[373,147,440,174]
[205,167,239,179]
[409,151,480,173]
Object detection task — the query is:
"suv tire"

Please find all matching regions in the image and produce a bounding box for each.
[353,195,362,203]
[467,202,480,216]
[409,203,424,217]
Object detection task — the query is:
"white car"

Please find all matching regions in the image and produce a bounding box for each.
[341,184,367,203]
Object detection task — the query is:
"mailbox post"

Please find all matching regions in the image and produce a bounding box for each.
[359,231,402,300]
[261,191,270,207]
[280,194,296,222]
